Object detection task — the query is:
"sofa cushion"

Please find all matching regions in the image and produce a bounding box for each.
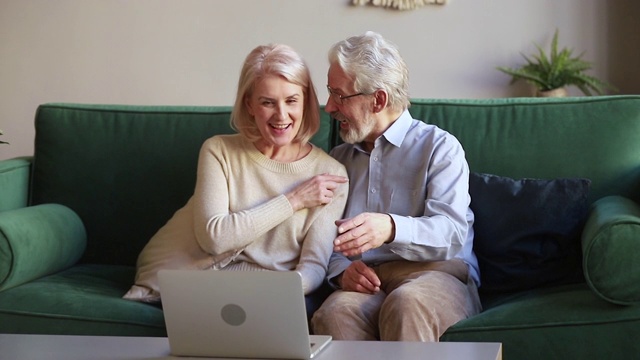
[581,196,640,305]
[0,264,167,337]
[469,172,590,293]
[441,283,640,360]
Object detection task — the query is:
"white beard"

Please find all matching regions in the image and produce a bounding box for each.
[336,113,377,144]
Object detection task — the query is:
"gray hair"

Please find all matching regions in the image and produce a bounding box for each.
[328,31,410,112]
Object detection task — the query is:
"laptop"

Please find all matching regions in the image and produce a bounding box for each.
[158,269,332,359]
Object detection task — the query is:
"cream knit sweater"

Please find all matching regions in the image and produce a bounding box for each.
[124,134,348,302]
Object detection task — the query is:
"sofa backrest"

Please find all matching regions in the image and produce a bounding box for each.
[406,96,640,205]
[31,97,640,266]
[31,103,334,266]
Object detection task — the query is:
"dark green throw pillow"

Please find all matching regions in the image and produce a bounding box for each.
[469,173,591,293]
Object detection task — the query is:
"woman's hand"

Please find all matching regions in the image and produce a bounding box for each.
[286,174,348,211]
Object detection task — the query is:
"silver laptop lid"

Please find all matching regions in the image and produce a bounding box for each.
[158,269,330,359]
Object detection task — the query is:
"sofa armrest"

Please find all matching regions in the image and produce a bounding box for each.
[0,156,32,212]
[0,204,86,291]
[581,195,640,305]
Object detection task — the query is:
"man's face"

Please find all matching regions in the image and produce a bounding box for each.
[325,64,376,144]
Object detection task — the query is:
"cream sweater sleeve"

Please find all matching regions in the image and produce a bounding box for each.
[296,165,349,294]
[191,136,294,256]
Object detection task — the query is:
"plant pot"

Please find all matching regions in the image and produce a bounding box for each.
[536,88,568,98]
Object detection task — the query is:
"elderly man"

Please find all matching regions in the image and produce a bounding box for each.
[311,31,482,342]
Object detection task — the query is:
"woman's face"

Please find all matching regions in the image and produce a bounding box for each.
[245,75,305,149]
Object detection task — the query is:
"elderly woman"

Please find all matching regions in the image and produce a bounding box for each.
[124,44,348,302]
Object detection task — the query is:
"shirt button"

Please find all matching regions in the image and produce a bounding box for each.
[373,156,378,161]
[371,189,377,193]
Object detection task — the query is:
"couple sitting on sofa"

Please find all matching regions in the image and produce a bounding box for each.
[123,31,481,342]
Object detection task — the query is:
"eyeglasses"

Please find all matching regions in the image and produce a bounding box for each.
[326,85,366,105]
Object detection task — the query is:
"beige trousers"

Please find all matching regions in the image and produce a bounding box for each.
[310,259,482,341]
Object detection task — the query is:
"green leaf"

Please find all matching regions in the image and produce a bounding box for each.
[496,29,616,96]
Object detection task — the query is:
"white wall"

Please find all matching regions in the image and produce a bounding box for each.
[1,0,636,160]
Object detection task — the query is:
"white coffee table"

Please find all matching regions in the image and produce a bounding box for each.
[0,334,501,360]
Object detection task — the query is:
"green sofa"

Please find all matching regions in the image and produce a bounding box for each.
[1,96,640,359]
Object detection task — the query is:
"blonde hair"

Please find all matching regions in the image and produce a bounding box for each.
[231,44,320,144]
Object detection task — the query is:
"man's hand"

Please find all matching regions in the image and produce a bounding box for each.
[333,212,394,257]
[338,260,381,294]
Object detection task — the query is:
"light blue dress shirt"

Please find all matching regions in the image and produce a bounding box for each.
[328,110,480,286]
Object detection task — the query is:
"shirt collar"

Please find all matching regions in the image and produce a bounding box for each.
[352,109,412,153]
[381,109,413,148]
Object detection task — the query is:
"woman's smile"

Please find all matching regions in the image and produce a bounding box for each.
[270,122,293,131]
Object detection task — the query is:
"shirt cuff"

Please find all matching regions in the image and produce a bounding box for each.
[389,213,412,246]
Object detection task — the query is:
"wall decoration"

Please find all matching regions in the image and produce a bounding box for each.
[352,0,447,11]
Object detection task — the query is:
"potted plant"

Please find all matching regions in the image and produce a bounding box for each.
[497,29,616,97]
[0,129,8,145]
